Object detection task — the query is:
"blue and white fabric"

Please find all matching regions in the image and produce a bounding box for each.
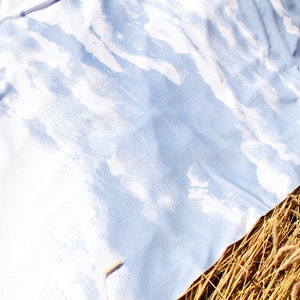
[1,0,300,299]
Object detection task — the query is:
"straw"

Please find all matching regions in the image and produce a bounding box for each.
[102,260,124,300]
[178,185,300,300]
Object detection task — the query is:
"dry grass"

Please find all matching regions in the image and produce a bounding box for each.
[177,185,300,300]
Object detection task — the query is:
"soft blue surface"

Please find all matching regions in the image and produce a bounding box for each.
[1,0,300,299]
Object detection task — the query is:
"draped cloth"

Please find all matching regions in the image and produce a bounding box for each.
[0,0,300,299]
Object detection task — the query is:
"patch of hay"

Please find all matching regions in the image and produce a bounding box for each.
[178,185,300,300]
